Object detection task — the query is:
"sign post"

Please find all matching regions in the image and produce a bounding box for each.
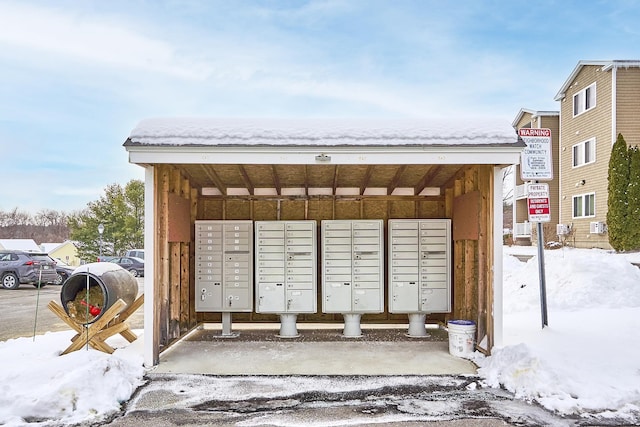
[527,183,550,328]
[519,128,553,329]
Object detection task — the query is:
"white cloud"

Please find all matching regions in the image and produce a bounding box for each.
[0,2,209,80]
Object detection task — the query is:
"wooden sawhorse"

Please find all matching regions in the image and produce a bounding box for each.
[48,294,144,355]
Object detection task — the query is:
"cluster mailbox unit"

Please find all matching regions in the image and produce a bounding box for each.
[254,220,317,337]
[321,220,384,337]
[194,218,450,338]
[195,220,254,335]
[388,219,452,336]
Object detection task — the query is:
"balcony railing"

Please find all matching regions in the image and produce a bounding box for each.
[514,221,532,237]
[515,183,528,200]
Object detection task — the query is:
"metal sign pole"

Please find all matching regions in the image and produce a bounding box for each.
[536,220,548,328]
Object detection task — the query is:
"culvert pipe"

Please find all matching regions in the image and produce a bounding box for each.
[60,262,138,324]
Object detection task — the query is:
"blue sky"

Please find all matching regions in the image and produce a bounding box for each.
[1,0,639,213]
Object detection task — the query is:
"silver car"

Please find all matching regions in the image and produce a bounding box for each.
[0,250,58,289]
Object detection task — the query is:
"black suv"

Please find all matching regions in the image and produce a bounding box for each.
[0,250,58,289]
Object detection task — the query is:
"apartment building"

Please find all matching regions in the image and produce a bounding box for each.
[554,60,640,249]
[510,109,560,246]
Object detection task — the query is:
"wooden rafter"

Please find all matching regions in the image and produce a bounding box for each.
[270,165,281,195]
[332,165,340,194]
[442,166,468,190]
[200,165,227,195]
[414,165,442,195]
[387,165,407,195]
[360,166,374,195]
[237,165,254,194]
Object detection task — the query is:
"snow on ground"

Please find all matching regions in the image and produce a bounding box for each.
[1,246,639,425]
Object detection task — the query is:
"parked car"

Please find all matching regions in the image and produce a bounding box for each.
[0,250,58,289]
[53,259,76,285]
[97,256,116,262]
[110,256,144,277]
[125,249,144,260]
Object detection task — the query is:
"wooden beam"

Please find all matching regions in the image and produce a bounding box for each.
[360,166,374,195]
[415,165,442,194]
[237,165,254,194]
[387,165,407,194]
[442,166,468,191]
[332,165,340,195]
[304,165,309,194]
[200,165,227,195]
[270,165,281,195]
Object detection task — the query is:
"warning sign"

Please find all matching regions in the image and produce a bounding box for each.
[527,183,550,223]
[519,128,553,181]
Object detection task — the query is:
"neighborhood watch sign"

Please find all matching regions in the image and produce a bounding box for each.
[519,128,553,181]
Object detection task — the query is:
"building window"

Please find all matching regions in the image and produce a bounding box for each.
[572,138,596,167]
[573,83,596,117]
[573,193,595,218]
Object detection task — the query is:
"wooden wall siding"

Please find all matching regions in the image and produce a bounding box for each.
[449,165,493,353]
[154,165,198,351]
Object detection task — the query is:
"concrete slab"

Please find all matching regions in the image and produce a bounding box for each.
[154,323,477,375]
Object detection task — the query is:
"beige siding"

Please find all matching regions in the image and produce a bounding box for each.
[616,68,640,144]
[559,64,612,249]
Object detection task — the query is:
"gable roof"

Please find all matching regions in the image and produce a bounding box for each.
[554,60,640,101]
[125,117,521,148]
[511,108,559,129]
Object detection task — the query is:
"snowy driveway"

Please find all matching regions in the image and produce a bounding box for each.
[103,374,588,426]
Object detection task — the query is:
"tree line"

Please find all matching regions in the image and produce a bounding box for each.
[0,180,144,262]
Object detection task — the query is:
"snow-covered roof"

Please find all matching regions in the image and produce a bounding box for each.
[41,242,63,253]
[125,118,520,148]
[511,108,559,128]
[0,239,41,252]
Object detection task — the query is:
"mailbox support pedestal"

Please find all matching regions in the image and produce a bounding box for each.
[407,313,429,337]
[278,313,300,338]
[342,313,363,338]
[221,312,238,337]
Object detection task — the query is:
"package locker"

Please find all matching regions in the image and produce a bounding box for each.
[322,220,384,313]
[388,219,451,313]
[195,220,253,312]
[255,220,317,313]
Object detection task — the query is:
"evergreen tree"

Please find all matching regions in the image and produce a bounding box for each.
[607,134,630,251]
[68,180,145,262]
[625,146,640,250]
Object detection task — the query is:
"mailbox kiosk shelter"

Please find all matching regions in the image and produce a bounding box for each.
[124,118,523,367]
